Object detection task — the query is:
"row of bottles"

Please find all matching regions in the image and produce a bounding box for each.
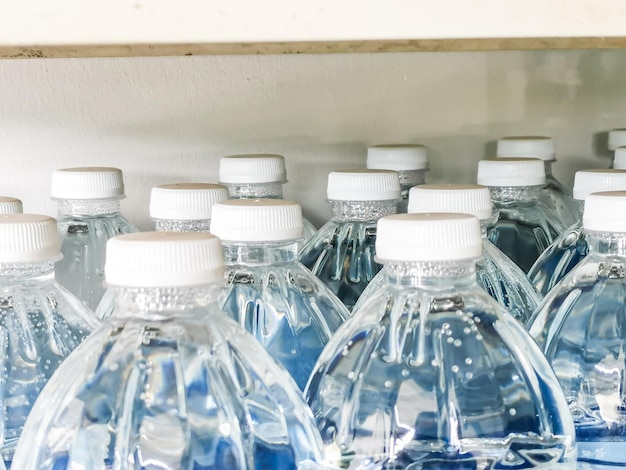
[0,132,625,468]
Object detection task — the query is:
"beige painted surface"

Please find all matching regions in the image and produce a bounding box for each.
[0,50,623,229]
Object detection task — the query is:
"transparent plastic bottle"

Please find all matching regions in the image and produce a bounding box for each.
[527,191,626,469]
[0,197,22,214]
[219,154,317,241]
[299,169,400,311]
[13,232,324,469]
[613,147,626,170]
[211,199,349,390]
[150,182,229,232]
[367,144,428,213]
[497,136,578,227]
[0,214,99,468]
[306,213,576,469]
[608,129,626,168]
[528,170,626,297]
[52,167,138,311]
[354,184,541,323]
[478,158,567,273]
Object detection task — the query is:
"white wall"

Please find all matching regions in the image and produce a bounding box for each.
[0,49,624,229]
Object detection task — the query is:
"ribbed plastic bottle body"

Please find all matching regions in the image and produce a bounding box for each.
[299,200,396,311]
[541,164,578,228]
[224,182,317,241]
[528,220,588,297]
[306,259,576,469]
[12,284,324,469]
[528,232,626,468]
[354,227,541,324]
[397,169,426,213]
[0,263,98,467]
[55,199,138,311]
[487,186,566,273]
[154,218,211,232]
[219,240,348,390]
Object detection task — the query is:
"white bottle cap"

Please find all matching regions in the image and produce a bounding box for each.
[477,158,546,187]
[51,167,125,199]
[408,184,492,221]
[0,197,23,214]
[219,154,287,184]
[210,199,303,242]
[327,170,401,201]
[583,191,626,232]
[0,214,60,263]
[150,183,229,220]
[496,136,556,161]
[572,170,626,200]
[105,232,224,288]
[613,147,626,170]
[608,129,626,151]
[376,213,482,262]
[367,144,429,171]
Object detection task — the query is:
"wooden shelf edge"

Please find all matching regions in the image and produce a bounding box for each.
[2,36,626,59]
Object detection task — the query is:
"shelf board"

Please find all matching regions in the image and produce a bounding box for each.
[4,0,626,58]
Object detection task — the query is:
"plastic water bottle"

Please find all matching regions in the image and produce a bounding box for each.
[211,199,349,390]
[354,184,541,323]
[52,167,138,311]
[150,182,229,232]
[0,197,22,214]
[613,147,626,170]
[608,128,626,168]
[497,136,578,227]
[0,214,98,468]
[367,144,428,213]
[528,169,626,296]
[478,158,567,273]
[306,213,576,469]
[13,232,324,469]
[299,169,400,311]
[219,154,317,240]
[527,191,626,468]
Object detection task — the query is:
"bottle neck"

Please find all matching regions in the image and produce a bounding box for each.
[0,260,57,282]
[543,161,554,177]
[399,169,426,193]
[330,199,397,222]
[383,259,477,290]
[222,240,299,265]
[488,185,543,203]
[154,218,211,233]
[223,182,284,199]
[584,230,626,257]
[56,198,122,216]
[110,284,221,320]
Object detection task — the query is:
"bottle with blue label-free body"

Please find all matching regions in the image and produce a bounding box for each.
[95,182,229,321]
[150,182,229,232]
[219,154,317,241]
[367,144,428,213]
[528,191,626,469]
[299,169,400,311]
[497,136,577,227]
[0,214,98,468]
[528,170,626,297]
[53,167,138,311]
[306,213,576,469]
[354,184,541,323]
[211,199,348,390]
[13,231,324,469]
[478,158,567,273]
